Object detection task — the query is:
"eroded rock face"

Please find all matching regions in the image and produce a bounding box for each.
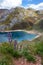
[0,25,6,30]
[0,15,9,22]
[0,9,10,19]
[0,7,43,30]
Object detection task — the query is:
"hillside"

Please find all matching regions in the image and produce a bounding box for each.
[0,7,43,30]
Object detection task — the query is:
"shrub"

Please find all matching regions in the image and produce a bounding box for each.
[25,54,36,62]
[0,43,13,54]
[22,48,36,62]
[0,42,22,59]
[0,56,12,65]
[36,41,43,57]
[12,50,22,58]
[6,47,22,58]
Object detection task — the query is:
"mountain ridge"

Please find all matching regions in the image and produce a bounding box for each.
[0,7,43,30]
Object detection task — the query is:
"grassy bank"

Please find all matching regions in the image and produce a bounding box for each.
[0,36,43,65]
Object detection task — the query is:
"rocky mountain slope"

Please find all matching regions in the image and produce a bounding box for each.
[0,7,43,30]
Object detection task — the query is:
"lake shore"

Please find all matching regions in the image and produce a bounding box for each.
[0,29,41,34]
[0,30,42,41]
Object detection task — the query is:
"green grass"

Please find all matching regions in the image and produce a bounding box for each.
[19,39,43,65]
[0,38,43,65]
[22,47,36,62]
[0,56,12,65]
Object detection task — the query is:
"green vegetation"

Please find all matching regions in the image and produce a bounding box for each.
[19,39,43,65]
[34,19,43,31]
[0,42,36,63]
[22,47,36,62]
[0,36,43,65]
[0,55,12,65]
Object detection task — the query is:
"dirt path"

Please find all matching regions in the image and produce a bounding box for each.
[13,56,42,65]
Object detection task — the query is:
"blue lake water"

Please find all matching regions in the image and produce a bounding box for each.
[0,31,37,43]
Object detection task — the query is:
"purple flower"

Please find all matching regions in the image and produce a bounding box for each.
[7,32,12,43]
[14,40,18,49]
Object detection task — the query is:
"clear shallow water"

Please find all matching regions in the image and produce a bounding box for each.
[0,31,37,43]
